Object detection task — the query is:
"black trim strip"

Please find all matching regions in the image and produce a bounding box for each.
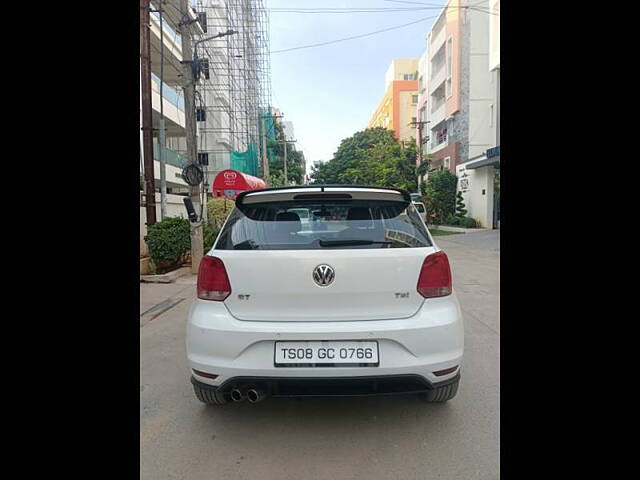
[191,373,461,398]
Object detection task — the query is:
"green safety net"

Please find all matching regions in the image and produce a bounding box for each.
[229,109,278,178]
[230,142,259,177]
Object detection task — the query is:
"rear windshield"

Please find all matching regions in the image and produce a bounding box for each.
[215,200,433,250]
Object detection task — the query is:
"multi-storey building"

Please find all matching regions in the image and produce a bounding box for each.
[172,0,271,185]
[368,58,419,142]
[142,1,204,202]
[454,0,500,229]
[417,0,496,173]
[140,1,206,258]
[417,0,499,228]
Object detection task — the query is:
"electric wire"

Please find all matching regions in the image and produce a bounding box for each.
[271,15,439,54]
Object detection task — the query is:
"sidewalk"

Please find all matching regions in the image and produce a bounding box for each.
[140,274,197,327]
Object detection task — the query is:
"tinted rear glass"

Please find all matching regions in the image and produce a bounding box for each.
[414,203,425,213]
[215,200,432,250]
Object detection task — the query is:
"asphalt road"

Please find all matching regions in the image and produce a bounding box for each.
[140,231,500,480]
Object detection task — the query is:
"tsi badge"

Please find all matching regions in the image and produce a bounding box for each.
[395,292,410,299]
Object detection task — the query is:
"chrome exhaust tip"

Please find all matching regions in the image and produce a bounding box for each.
[247,388,266,403]
[230,388,245,402]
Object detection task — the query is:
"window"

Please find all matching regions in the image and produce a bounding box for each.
[197,152,209,166]
[411,116,417,125]
[443,157,451,169]
[200,59,210,80]
[434,127,448,146]
[215,200,433,250]
[196,107,206,122]
[412,95,419,104]
[197,12,207,33]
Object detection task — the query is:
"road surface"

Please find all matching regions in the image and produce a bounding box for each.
[140,230,500,479]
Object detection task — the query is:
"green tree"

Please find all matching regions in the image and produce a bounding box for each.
[424,170,457,224]
[455,191,467,217]
[309,127,418,191]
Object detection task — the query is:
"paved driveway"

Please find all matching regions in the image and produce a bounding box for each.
[140,231,500,479]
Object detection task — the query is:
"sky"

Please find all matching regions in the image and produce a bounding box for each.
[268,0,447,174]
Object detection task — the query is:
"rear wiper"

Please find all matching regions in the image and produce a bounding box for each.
[233,240,259,250]
[319,239,393,247]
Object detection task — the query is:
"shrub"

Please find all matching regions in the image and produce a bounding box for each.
[444,214,460,226]
[424,170,457,224]
[144,217,191,273]
[459,217,478,228]
[207,197,233,233]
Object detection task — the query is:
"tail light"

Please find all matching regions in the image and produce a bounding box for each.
[417,251,452,298]
[197,256,231,301]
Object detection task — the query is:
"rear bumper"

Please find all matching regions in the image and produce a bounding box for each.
[192,373,461,398]
[186,293,464,387]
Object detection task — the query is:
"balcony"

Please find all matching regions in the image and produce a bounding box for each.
[153,144,188,169]
[430,18,446,54]
[149,11,184,85]
[151,74,184,109]
[429,64,446,94]
[151,74,186,135]
[429,104,446,134]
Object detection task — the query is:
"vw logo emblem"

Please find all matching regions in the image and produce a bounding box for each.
[313,264,335,287]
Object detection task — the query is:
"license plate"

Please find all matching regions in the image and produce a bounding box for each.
[274,341,379,367]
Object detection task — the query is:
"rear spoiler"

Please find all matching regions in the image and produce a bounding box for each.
[235,185,412,211]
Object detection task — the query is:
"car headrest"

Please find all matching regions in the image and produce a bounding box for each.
[276,212,301,223]
[275,211,301,237]
[347,207,372,221]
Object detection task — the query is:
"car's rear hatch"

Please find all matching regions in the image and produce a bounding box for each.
[213,187,437,322]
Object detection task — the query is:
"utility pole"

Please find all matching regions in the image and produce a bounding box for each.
[410,120,430,189]
[261,116,270,184]
[281,139,297,185]
[140,0,157,225]
[179,0,204,274]
[158,4,167,220]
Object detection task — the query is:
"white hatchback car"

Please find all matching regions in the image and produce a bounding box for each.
[186,186,463,405]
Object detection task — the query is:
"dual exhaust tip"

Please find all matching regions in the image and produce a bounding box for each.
[230,387,266,403]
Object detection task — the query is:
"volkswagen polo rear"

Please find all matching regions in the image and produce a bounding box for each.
[186,186,464,404]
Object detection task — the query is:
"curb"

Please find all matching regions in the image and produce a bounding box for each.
[140,266,192,284]
[428,225,491,234]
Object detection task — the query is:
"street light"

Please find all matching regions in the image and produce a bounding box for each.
[193,30,239,78]
[194,29,238,50]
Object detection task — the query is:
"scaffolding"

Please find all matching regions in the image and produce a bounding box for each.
[192,0,272,180]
